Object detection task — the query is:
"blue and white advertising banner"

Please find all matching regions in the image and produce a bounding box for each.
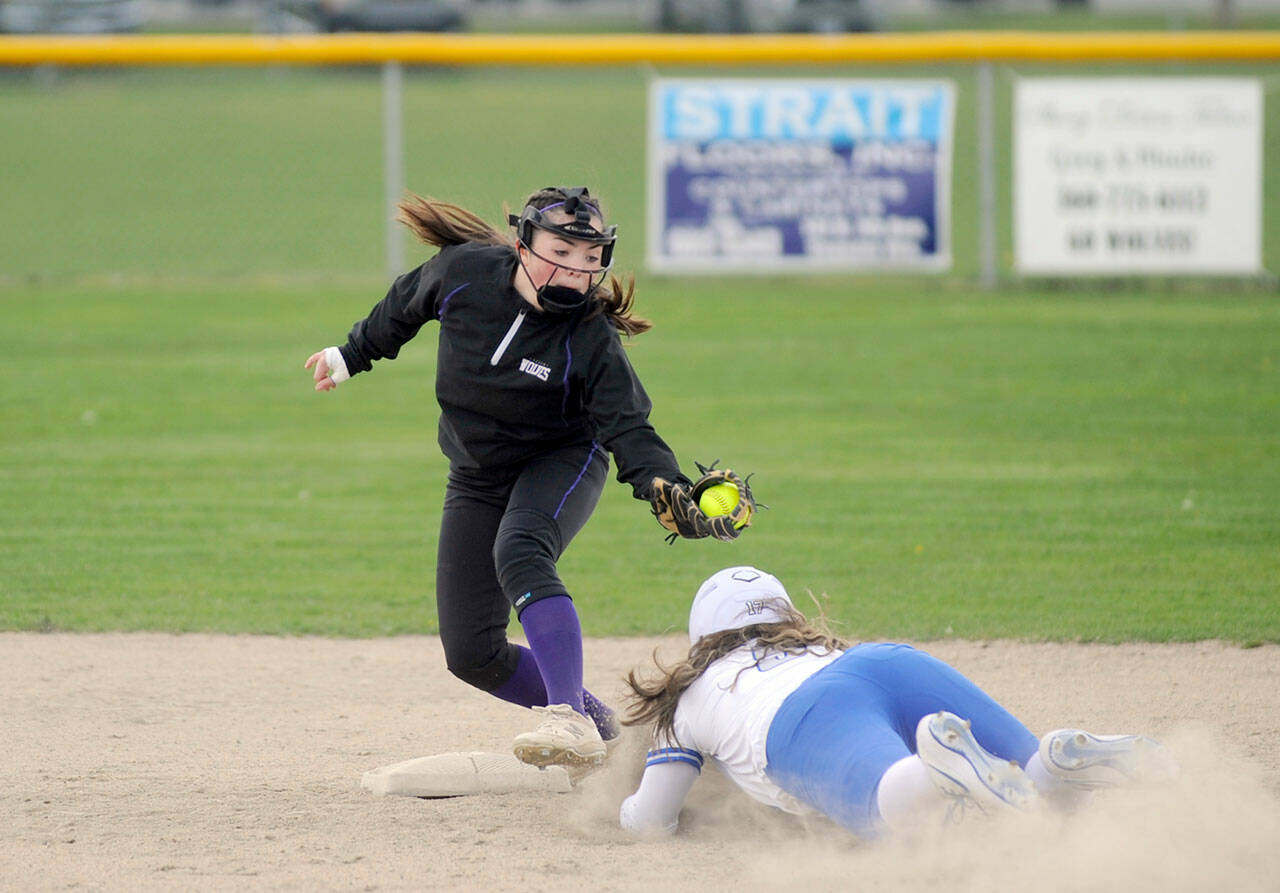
[647,78,955,273]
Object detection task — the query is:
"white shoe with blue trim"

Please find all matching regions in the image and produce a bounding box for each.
[916,711,1040,817]
[1039,729,1178,789]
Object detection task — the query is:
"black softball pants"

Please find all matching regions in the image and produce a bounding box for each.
[435,440,608,692]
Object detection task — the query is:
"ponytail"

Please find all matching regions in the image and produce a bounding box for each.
[399,191,652,337]
[396,193,510,248]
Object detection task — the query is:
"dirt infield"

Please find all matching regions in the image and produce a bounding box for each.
[4,633,1279,891]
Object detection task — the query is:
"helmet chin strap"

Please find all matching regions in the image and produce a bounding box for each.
[515,243,602,314]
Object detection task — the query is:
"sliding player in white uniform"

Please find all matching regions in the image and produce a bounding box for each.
[619,566,1176,837]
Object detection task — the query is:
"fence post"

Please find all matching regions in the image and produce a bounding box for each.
[977,60,997,289]
[383,59,405,280]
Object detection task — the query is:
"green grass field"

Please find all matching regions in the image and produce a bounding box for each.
[1,65,1277,643]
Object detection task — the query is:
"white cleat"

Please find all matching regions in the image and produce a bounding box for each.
[916,711,1040,816]
[1040,729,1178,790]
[513,704,607,770]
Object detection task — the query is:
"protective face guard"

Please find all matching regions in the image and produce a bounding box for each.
[508,187,617,272]
[508,187,618,312]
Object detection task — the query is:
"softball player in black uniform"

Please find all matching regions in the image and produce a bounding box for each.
[305,187,707,769]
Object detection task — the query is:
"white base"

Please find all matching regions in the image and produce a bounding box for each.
[361,751,574,798]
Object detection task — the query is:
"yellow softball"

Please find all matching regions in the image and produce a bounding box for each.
[698,482,744,527]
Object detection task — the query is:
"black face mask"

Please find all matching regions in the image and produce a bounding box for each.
[536,283,594,314]
[518,241,604,314]
[510,188,615,315]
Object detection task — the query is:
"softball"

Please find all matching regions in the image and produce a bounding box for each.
[698,482,742,525]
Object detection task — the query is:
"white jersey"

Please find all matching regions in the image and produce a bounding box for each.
[652,644,843,815]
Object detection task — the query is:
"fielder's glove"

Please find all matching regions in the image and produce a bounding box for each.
[648,462,757,543]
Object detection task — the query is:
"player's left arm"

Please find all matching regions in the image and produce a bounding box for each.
[579,325,687,496]
[577,325,757,541]
[619,749,702,835]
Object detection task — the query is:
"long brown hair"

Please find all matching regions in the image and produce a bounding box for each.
[396,189,651,336]
[397,194,507,248]
[622,605,849,745]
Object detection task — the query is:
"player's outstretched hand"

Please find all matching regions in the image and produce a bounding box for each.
[648,477,708,542]
[304,350,338,392]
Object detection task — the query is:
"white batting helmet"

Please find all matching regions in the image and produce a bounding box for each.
[688,566,793,644]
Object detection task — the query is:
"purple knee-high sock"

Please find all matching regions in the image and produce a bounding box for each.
[489,645,547,708]
[582,689,619,741]
[519,595,585,714]
[490,643,619,739]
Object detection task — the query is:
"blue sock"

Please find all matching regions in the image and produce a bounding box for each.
[518,595,585,714]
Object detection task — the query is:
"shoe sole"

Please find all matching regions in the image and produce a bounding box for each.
[1044,730,1174,789]
[920,712,1038,812]
[513,742,607,770]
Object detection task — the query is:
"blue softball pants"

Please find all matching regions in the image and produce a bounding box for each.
[764,643,1039,837]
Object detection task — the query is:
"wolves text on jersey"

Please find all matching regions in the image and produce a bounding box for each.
[519,357,552,382]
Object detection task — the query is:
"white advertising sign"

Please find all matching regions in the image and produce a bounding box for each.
[647,78,955,273]
[1014,78,1261,275]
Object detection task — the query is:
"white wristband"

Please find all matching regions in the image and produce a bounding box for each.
[324,346,350,385]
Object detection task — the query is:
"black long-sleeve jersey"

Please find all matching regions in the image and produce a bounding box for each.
[338,242,687,498]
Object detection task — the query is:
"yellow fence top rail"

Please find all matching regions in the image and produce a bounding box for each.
[3,31,1280,67]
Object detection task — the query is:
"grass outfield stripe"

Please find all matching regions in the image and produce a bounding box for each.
[2,280,1276,642]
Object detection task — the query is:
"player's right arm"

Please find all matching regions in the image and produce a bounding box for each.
[341,257,443,373]
[619,746,702,835]
[304,252,445,390]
